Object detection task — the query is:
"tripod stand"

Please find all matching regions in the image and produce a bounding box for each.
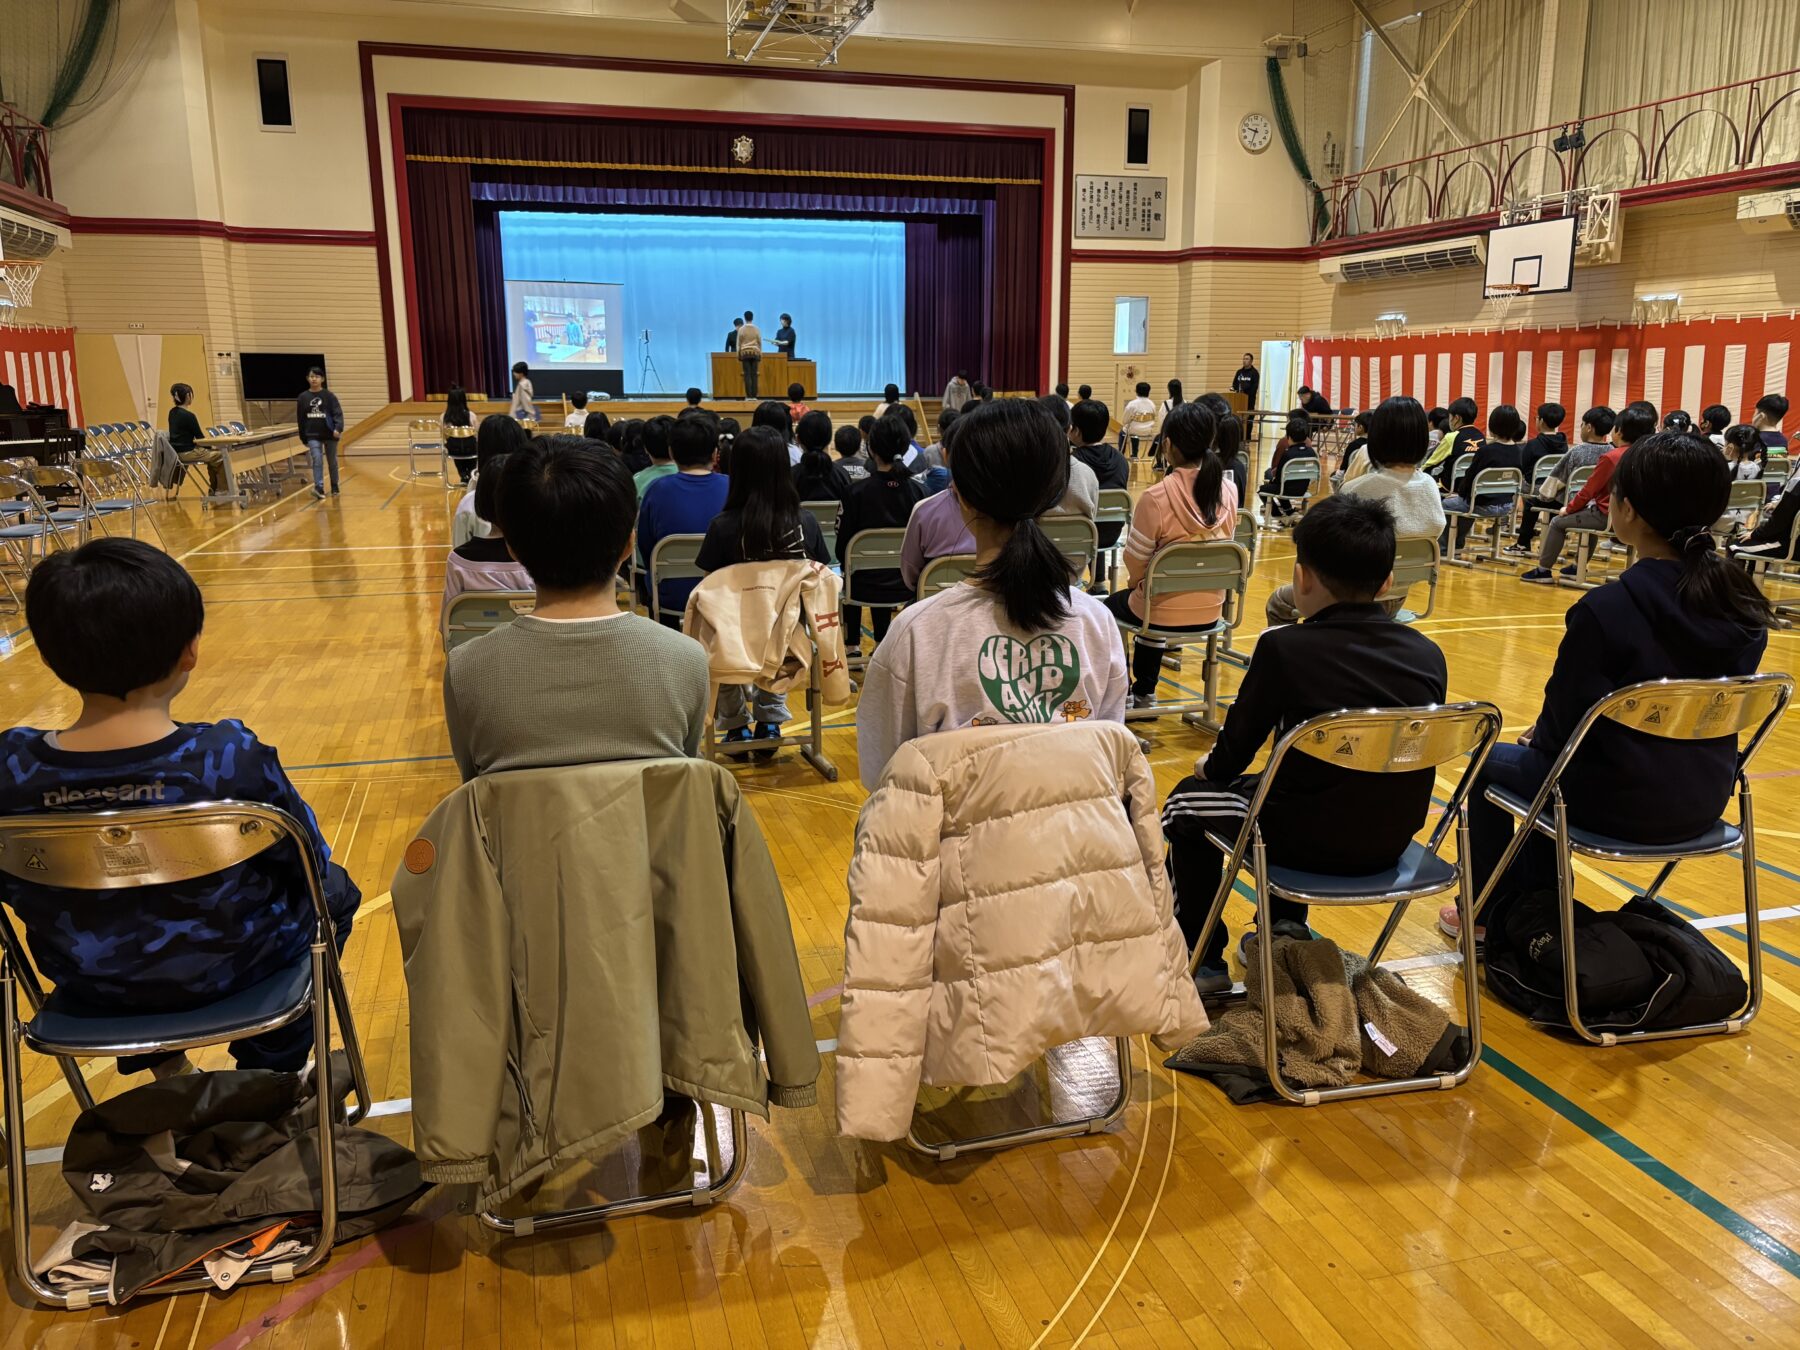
[638,329,664,393]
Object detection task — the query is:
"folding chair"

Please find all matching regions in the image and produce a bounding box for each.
[906,1035,1132,1161]
[1448,452,1475,489]
[1190,702,1504,1104]
[1117,539,1252,732]
[841,527,908,667]
[1714,479,1766,541]
[23,465,99,549]
[1380,537,1441,622]
[1040,514,1099,586]
[1444,466,1523,567]
[1096,488,1133,589]
[1258,457,1318,528]
[1562,520,1635,590]
[801,500,842,558]
[76,457,161,545]
[443,589,535,651]
[916,552,979,601]
[0,801,372,1308]
[1734,508,1800,621]
[407,418,443,480]
[648,533,708,626]
[1217,509,1263,672]
[1529,457,1556,496]
[1471,674,1793,1046]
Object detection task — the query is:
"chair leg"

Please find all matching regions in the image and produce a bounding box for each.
[1366,898,1411,966]
[323,951,372,1125]
[1553,800,1610,1046]
[293,944,339,1279]
[1736,782,1765,1032]
[905,1036,1133,1160]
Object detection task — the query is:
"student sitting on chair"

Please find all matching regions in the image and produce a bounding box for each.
[1442,402,1527,549]
[832,423,871,482]
[442,453,532,611]
[1700,404,1732,448]
[1446,432,1773,943]
[1121,382,1158,460]
[1520,401,1656,583]
[1753,394,1789,451]
[563,390,590,429]
[1103,402,1238,707]
[1070,398,1130,541]
[898,431,977,594]
[792,411,853,503]
[1723,423,1767,482]
[1163,496,1448,992]
[786,382,810,427]
[447,436,710,780]
[0,539,361,1077]
[1731,451,1800,561]
[837,415,926,659]
[1424,396,1481,487]
[1262,415,1316,518]
[1267,395,1443,625]
[1200,393,1251,500]
[454,414,530,545]
[856,398,1126,789]
[1521,402,1568,478]
[637,413,731,623]
[696,426,833,756]
[1511,405,1614,556]
[1337,410,1376,484]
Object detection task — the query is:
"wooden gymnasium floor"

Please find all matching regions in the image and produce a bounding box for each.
[5,456,1800,1349]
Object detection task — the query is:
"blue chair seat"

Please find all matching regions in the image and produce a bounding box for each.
[1265,840,1458,903]
[1486,785,1742,857]
[0,523,51,541]
[0,502,27,517]
[25,960,312,1055]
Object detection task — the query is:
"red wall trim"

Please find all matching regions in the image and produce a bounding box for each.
[361,41,1074,400]
[67,216,377,247]
[0,181,69,226]
[1069,244,1315,265]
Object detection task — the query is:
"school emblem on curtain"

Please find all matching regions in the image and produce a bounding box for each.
[731,135,755,165]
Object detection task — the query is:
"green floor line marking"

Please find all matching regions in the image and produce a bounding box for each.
[1482,1044,1800,1281]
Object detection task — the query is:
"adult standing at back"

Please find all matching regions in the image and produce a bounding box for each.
[1231,352,1259,408]
[296,366,345,500]
[737,311,763,398]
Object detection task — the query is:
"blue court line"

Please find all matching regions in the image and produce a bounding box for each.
[288,752,455,772]
[1481,1045,1800,1280]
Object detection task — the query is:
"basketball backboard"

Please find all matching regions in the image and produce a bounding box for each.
[1484,215,1577,298]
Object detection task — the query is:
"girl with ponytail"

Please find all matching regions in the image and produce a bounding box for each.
[855,398,1127,788]
[1101,402,1239,705]
[1454,430,1772,938]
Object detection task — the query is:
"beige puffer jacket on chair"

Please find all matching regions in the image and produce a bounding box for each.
[835,721,1208,1141]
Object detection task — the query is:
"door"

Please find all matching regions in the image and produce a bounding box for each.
[1260,340,1296,417]
[71,333,212,428]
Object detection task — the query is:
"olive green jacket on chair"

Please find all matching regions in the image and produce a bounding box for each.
[392,758,819,1206]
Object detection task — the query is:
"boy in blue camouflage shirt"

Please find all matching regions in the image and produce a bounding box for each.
[0,538,359,1076]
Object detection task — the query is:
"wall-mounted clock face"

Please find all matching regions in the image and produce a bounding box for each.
[1239,112,1274,154]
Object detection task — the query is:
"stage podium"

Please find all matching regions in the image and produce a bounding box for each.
[710,353,816,400]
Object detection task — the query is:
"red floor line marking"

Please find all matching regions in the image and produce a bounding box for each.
[807,981,845,1008]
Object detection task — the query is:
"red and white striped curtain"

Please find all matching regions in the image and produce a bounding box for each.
[1303,314,1800,434]
[0,327,81,423]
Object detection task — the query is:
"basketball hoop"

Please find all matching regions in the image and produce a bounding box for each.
[0,259,42,324]
[1484,282,1532,329]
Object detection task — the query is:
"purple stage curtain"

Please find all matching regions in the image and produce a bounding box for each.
[400,106,1045,394]
[406,157,487,397]
[473,206,509,400]
[471,180,982,216]
[904,217,985,397]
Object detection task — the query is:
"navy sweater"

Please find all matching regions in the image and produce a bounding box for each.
[1524,558,1767,841]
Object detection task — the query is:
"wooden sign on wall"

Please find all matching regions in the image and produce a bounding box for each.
[1074,175,1168,240]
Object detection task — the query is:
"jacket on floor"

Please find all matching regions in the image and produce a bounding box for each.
[1525,557,1767,842]
[1164,933,1463,1104]
[683,558,852,703]
[392,758,819,1204]
[836,722,1207,1141]
[56,1060,425,1304]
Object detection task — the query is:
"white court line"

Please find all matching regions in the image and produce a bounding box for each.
[1380,951,1464,973]
[1692,904,1800,930]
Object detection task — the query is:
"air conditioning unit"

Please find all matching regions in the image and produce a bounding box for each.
[0,203,70,261]
[1737,190,1800,233]
[1319,235,1486,284]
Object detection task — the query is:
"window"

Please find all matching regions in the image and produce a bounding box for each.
[1113,297,1148,355]
[256,56,293,131]
[1125,107,1151,167]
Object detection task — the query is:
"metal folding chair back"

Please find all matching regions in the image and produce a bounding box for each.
[648,533,708,625]
[1120,539,1251,731]
[801,499,841,556]
[408,417,443,480]
[1379,537,1440,619]
[1193,702,1504,1106]
[443,589,536,651]
[1564,461,1596,498]
[1450,451,1475,485]
[916,552,979,600]
[1096,488,1132,531]
[1726,478,1764,514]
[0,801,372,1308]
[1445,467,1523,567]
[1040,513,1099,582]
[841,527,908,607]
[1474,674,1795,1047]
[1232,506,1259,565]
[1530,458,1555,492]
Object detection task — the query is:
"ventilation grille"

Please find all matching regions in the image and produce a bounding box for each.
[1338,242,1485,282]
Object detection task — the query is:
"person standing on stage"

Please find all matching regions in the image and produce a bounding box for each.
[738,311,763,398]
[297,366,345,499]
[1232,352,1260,408]
[942,370,972,414]
[726,317,742,354]
[509,362,538,424]
[775,314,797,358]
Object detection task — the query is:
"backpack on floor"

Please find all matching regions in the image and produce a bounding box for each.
[1484,888,1747,1033]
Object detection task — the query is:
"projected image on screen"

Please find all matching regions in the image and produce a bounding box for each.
[503,280,625,370]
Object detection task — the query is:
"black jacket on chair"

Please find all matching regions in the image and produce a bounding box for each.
[836,467,924,604]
